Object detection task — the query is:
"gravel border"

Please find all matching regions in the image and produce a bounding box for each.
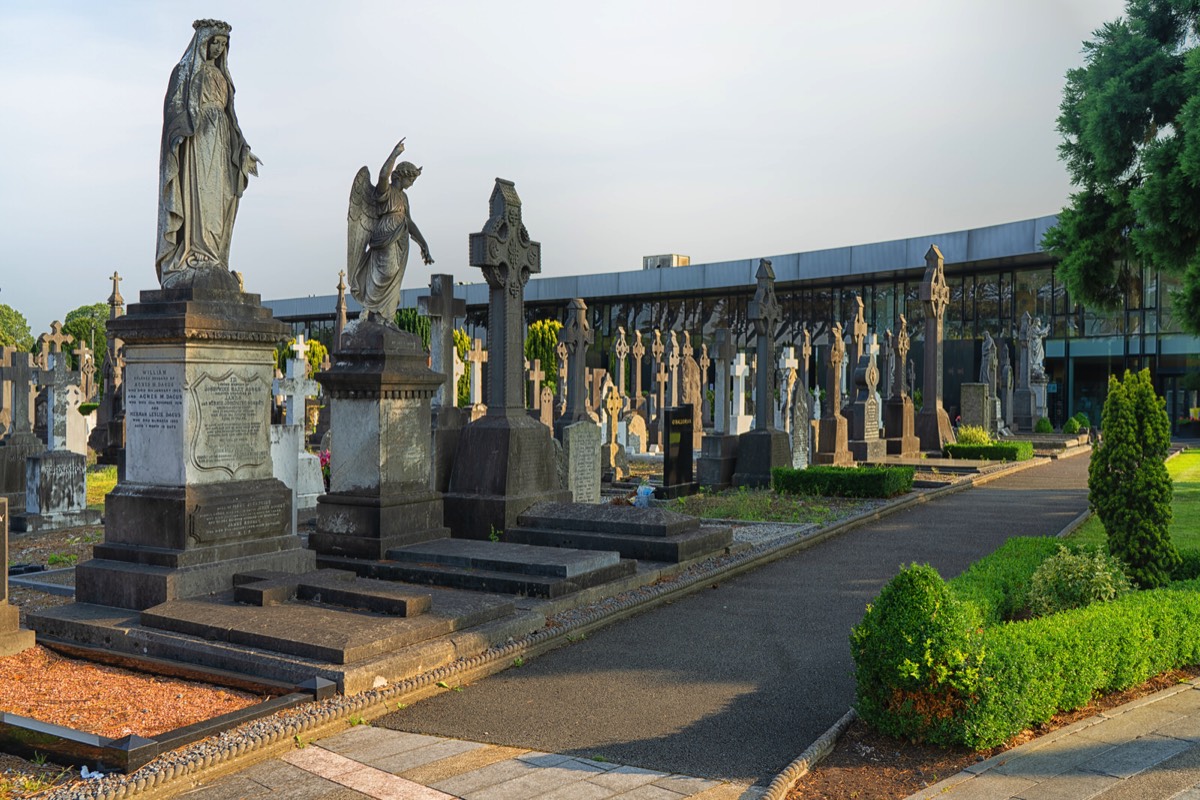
[36,457,1047,800]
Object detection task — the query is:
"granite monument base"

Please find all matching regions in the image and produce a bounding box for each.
[884,398,921,457]
[311,491,449,559]
[916,406,956,452]
[444,411,572,539]
[1013,387,1036,432]
[732,428,791,488]
[430,406,466,494]
[848,436,887,462]
[814,416,852,466]
[696,434,739,490]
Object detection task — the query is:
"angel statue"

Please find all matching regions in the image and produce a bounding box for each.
[157,19,261,286]
[347,138,435,323]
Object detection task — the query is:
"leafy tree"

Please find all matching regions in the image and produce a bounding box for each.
[1045,0,1200,334]
[1088,368,1177,587]
[453,327,471,407]
[0,303,34,351]
[63,303,108,378]
[524,318,562,395]
[394,307,432,351]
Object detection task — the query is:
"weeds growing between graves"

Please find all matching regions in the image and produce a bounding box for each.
[85,464,118,510]
[673,486,850,524]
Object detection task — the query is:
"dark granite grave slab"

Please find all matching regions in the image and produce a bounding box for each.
[316,553,635,599]
[231,569,431,617]
[385,538,619,578]
[506,501,733,563]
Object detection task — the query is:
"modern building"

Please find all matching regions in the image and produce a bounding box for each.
[265,215,1200,434]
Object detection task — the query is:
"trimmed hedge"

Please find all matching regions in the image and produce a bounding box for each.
[943,441,1034,461]
[772,465,914,498]
[852,547,1200,749]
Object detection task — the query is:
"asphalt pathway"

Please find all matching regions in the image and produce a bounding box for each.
[376,456,1090,786]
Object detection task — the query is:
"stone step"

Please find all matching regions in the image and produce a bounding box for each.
[517,501,700,538]
[232,569,431,618]
[316,553,636,599]
[504,524,733,564]
[387,538,621,578]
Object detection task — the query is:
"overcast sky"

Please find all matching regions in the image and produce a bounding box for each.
[1,0,1127,334]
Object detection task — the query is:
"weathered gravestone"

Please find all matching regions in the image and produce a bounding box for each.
[657,404,699,499]
[269,337,324,517]
[418,273,468,493]
[600,384,628,482]
[815,324,853,466]
[733,260,791,486]
[563,420,602,504]
[0,350,45,513]
[554,298,596,441]
[0,499,35,656]
[915,245,956,451]
[790,328,812,469]
[883,315,921,457]
[847,333,886,462]
[444,179,572,537]
[959,383,991,432]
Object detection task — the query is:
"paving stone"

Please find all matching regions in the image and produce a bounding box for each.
[1079,734,1191,779]
[532,781,619,800]
[1171,785,1200,800]
[607,784,689,799]
[1078,743,1200,800]
[241,759,332,789]
[515,751,574,767]
[284,745,454,800]
[1009,768,1117,800]
[319,727,446,762]
[1080,706,1182,744]
[587,764,669,792]
[993,730,1117,778]
[911,772,1035,800]
[398,745,528,786]
[1157,711,1200,744]
[1161,688,1200,715]
[178,775,277,800]
[463,760,608,800]
[370,738,486,773]
[651,775,721,795]
[431,758,538,796]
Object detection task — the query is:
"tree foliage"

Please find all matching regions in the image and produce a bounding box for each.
[453,327,470,407]
[0,303,34,351]
[394,307,432,352]
[524,318,562,395]
[1088,368,1177,588]
[275,336,329,377]
[62,303,109,372]
[1046,0,1200,334]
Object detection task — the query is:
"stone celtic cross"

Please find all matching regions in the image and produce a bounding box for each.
[849,294,867,369]
[613,327,629,399]
[468,178,541,413]
[921,245,949,408]
[631,329,645,409]
[561,298,593,422]
[748,259,781,431]
[827,322,845,416]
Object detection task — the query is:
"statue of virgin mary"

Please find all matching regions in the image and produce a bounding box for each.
[156,19,260,286]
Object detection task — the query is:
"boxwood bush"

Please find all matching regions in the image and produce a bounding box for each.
[772,465,914,498]
[852,544,1200,749]
[943,441,1034,461]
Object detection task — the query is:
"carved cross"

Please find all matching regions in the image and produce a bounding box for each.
[604,384,623,446]
[631,330,645,412]
[41,321,73,355]
[681,331,694,361]
[748,259,781,430]
[560,298,593,422]
[418,273,467,409]
[921,245,949,407]
[799,327,812,391]
[712,329,734,435]
[827,322,845,416]
[655,355,668,431]
[555,339,569,412]
[277,354,319,432]
[730,352,749,424]
[467,338,488,407]
[613,326,629,398]
[74,341,96,401]
[108,271,124,313]
[666,331,681,407]
[0,351,35,436]
[849,294,867,369]
[334,269,349,349]
[528,358,545,409]
[895,315,911,398]
[290,334,310,365]
[469,179,541,413]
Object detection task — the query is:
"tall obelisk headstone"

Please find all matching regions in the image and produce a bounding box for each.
[883,315,920,456]
[815,324,852,465]
[445,179,571,537]
[733,259,791,487]
[915,245,956,451]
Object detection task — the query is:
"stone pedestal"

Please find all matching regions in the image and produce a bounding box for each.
[884,398,920,457]
[71,276,314,611]
[1013,387,1036,432]
[815,415,852,466]
[1032,378,1049,423]
[310,321,448,559]
[0,499,35,656]
[444,411,572,538]
[848,393,885,462]
[916,405,955,453]
[697,434,739,490]
[733,429,791,487]
[15,450,100,532]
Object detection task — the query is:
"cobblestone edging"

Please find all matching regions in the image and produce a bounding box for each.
[41,458,1046,800]
[760,709,857,800]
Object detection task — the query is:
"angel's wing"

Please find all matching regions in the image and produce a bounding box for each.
[346,166,376,295]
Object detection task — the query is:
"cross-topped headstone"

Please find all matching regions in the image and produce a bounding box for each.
[604,383,623,447]
[467,338,488,407]
[0,351,35,438]
[799,327,812,395]
[277,340,319,428]
[849,294,867,369]
[559,298,593,423]
[41,321,73,360]
[666,330,681,407]
[698,343,711,427]
[729,351,751,433]
[452,348,466,406]
[528,359,545,409]
[826,322,846,416]
[650,328,665,396]
[613,327,629,401]
[748,259,782,431]
[555,339,569,413]
[418,273,467,409]
[469,179,541,414]
[777,346,799,432]
[921,245,950,412]
[36,340,77,451]
[108,271,125,313]
[895,316,911,398]
[74,341,96,401]
[681,331,695,361]
[334,269,348,351]
[630,330,646,416]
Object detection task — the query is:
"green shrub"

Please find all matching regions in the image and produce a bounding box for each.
[1062,417,1081,434]
[956,425,992,446]
[78,402,100,416]
[1072,412,1091,430]
[951,537,1063,624]
[1035,417,1054,433]
[943,441,1034,461]
[1171,549,1200,581]
[772,465,914,498]
[1028,546,1131,617]
[850,564,984,744]
[1090,369,1177,588]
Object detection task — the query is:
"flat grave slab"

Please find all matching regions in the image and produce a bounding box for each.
[387,538,620,578]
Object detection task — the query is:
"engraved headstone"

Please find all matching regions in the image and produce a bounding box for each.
[883,315,920,456]
[657,404,698,499]
[848,333,886,462]
[734,259,791,486]
[729,352,753,435]
[563,420,602,504]
[554,298,596,440]
[630,330,647,421]
[601,384,628,482]
[0,351,45,512]
[815,323,852,466]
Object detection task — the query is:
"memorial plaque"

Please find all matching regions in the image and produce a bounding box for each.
[190,371,270,476]
[191,491,289,543]
[126,364,184,434]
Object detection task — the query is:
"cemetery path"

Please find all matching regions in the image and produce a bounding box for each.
[377,455,1090,786]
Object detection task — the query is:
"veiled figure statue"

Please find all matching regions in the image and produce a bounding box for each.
[347,139,435,323]
[157,19,260,285]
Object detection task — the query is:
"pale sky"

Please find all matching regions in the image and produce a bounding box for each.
[1,0,1127,334]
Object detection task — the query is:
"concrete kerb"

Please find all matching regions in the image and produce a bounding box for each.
[47,456,1052,800]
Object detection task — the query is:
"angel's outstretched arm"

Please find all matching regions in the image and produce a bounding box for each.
[376,139,406,194]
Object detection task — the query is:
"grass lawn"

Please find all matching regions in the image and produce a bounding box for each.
[86,464,118,511]
[672,487,858,525]
[1067,449,1200,553]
